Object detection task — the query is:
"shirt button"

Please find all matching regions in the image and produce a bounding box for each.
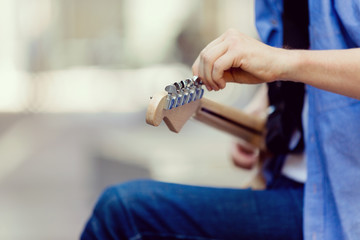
[271,19,277,25]
[310,135,315,143]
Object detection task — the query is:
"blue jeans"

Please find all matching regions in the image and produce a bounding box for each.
[81,176,303,240]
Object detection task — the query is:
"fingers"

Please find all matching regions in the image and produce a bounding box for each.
[193,43,230,91]
[192,33,228,91]
[192,33,226,75]
[211,51,238,88]
[199,41,229,91]
[192,30,242,91]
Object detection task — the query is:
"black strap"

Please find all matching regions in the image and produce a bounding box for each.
[265,0,309,155]
[282,0,310,49]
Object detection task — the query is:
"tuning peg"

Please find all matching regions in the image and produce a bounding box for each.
[173,82,185,108]
[179,80,190,105]
[184,78,194,88]
[165,85,177,94]
[163,77,204,110]
[165,85,178,110]
[193,76,203,86]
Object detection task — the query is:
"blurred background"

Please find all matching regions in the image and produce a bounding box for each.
[0,0,260,239]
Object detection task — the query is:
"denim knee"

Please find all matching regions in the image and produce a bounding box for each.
[103,179,157,204]
[94,179,157,222]
[82,179,156,240]
[98,179,155,204]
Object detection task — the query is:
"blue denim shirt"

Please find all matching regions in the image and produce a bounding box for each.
[255,1,360,239]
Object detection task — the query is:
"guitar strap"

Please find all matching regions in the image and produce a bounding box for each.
[266,0,309,155]
[264,0,309,184]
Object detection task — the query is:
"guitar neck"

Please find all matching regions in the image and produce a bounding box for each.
[194,98,266,149]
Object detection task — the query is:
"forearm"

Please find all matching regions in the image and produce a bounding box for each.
[279,48,360,99]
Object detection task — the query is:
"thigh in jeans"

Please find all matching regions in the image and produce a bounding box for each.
[81,179,303,240]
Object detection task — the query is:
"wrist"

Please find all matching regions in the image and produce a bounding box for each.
[277,49,304,82]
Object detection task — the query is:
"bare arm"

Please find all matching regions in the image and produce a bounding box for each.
[281,49,360,99]
[192,29,360,99]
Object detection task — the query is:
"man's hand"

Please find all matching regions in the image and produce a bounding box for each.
[192,28,360,99]
[192,29,286,91]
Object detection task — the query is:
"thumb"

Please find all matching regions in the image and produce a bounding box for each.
[224,68,264,85]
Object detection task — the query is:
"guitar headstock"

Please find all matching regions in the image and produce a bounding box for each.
[146,76,204,133]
